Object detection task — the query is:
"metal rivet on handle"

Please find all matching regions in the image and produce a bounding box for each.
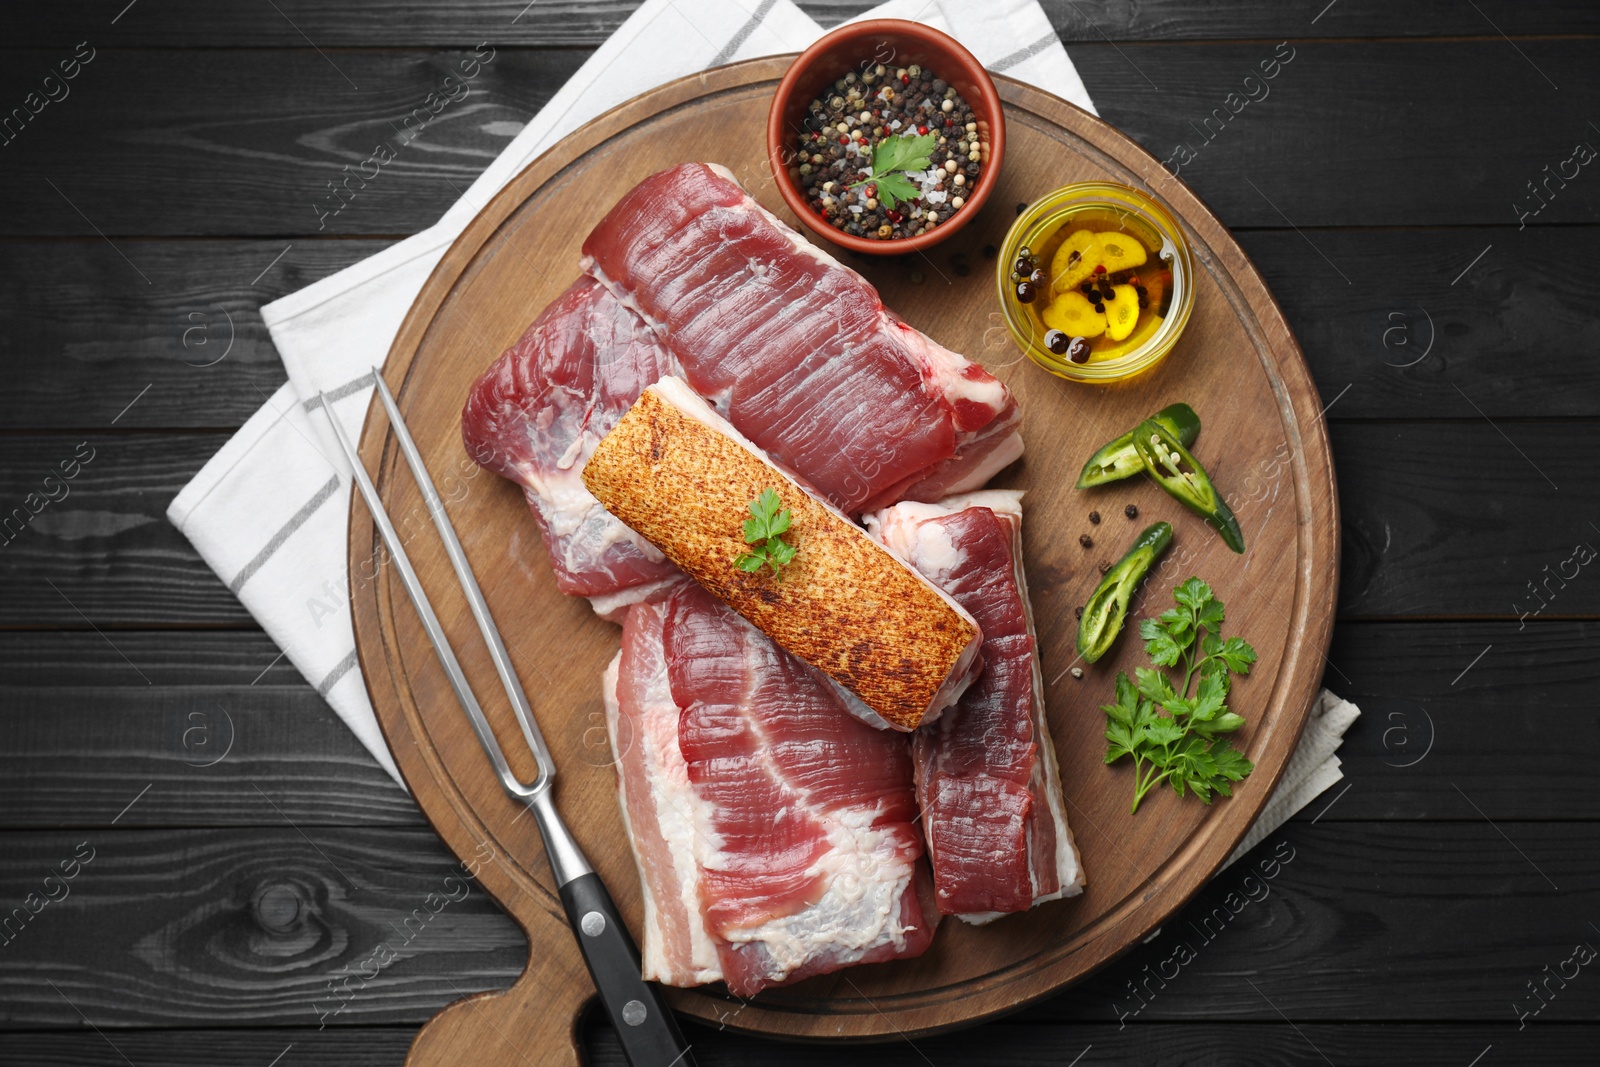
[580,911,606,937]
[622,1000,648,1026]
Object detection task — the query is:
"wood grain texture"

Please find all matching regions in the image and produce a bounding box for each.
[1329,421,1593,617]
[347,56,1336,1049]
[8,0,1599,46]
[1,42,1596,236]
[3,228,1597,430]
[0,686,415,829]
[0,434,251,626]
[0,829,524,1030]
[5,1021,1599,1067]
[3,823,1598,1028]
[0,239,397,431]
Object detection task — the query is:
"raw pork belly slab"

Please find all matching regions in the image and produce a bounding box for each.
[605,582,936,996]
[461,277,682,617]
[581,161,1023,515]
[584,377,982,731]
[867,491,1084,920]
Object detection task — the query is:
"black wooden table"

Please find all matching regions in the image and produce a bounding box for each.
[2,3,1597,1064]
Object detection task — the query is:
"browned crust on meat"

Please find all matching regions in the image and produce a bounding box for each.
[582,388,978,730]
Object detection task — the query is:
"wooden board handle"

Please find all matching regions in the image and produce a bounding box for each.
[404,945,591,1067]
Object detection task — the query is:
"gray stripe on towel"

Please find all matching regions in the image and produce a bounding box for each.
[317,648,360,697]
[228,474,341,594]
[990,32,1060,72]
[301,369,378,413]
[711,0,777,67]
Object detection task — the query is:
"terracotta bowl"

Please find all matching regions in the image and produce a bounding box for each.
[766,19,1006,256]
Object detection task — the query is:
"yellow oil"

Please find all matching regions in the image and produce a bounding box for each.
[1012,209,1173,363]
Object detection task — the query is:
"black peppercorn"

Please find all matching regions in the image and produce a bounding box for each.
[1016,202,1028,215]
[1075,605,1084,619]
[1067,336,1092,364]
[982,244,997,259]
[1015,281,1037,303]
[1029,268,1047,286]
[1089,511,1101,524]
[1099,561,1111,574]
[1125,504,1138,519]
[1043,329,1069,354]
[1079,534,1094,548]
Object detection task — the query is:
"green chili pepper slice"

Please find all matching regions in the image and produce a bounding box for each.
[1131,418,1245,554]
[1077,521,1173,664]
[1075,403,1201,488]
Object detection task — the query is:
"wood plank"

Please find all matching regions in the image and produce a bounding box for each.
[8,0,1599,47]
[3,227,1597,430]
[0,420,1591,625]
[2,823,1597,1028]
[0,433,251,626]
[0,686,417,828]
[0,829,526,1030]
[1,1022,1596,1067]
[0,629,303,687]
[1029,821,1600,1023]
[0,239,397,431]
[1309,620,1600,821]
[0,618,1592,831]
[0,48,583,238]
[0,634,413,831]
[1327,421,1595,617]
[1080,40,1599,229]
[0,42,1596,236]
[1236,227,1600,420]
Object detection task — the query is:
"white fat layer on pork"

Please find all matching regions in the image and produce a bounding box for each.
[585,573,686,624]
[864,490,1085,922]
[604,647,723,985]
[643,375,983,728]
[938,430,1027,496]
[893,319,1010,421]
[507,384,671,622]
[702,617,919,979]
[1006,498,1085,908]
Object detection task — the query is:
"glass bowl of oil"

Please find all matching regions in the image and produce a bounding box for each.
[996,182,1194,382]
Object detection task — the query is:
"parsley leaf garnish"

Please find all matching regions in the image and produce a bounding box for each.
[850,131,938,209]
[735,488,797,577]
[1102,577,1257,813]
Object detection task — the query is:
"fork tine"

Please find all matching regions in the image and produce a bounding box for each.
[319,385,548,799]
[367,368,556,788]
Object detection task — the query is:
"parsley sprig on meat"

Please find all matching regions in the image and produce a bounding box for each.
[735,488,797,576]
[1102,577,1257,813]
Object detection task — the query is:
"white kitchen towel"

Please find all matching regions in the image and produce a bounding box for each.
[168,0,1357,852]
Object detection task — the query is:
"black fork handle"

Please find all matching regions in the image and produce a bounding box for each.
[558,872,693,1067]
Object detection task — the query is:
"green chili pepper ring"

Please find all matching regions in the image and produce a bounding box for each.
[1076,521,1173,664]
[1131,419,1246,554]
[1075,403,1201,489]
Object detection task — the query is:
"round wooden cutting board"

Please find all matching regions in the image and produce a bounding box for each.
[349,56,1337,1064]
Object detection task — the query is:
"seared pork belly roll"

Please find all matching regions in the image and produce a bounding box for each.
[584,376,982,732]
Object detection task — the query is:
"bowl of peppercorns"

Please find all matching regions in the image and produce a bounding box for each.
[767,19,1005,255]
